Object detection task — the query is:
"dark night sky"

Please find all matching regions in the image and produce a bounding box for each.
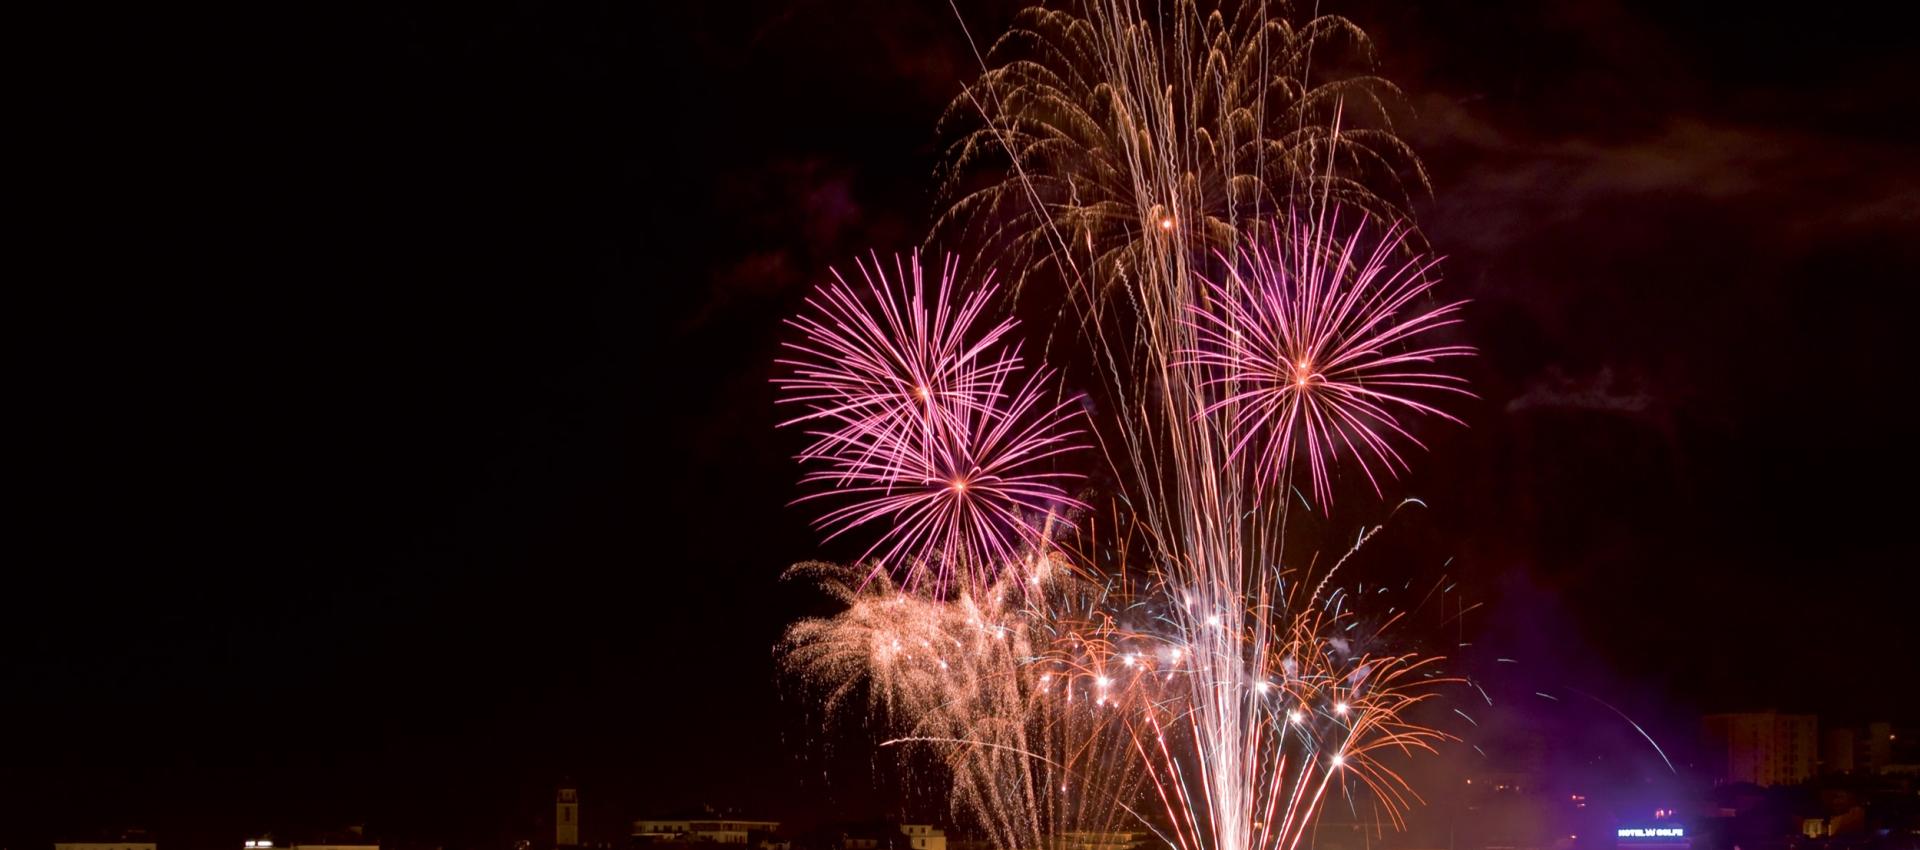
[11,0,1918,847]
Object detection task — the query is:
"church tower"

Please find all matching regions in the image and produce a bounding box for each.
[556,784,580,847]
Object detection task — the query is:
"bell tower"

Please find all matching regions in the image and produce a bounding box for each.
[556,784,579,847]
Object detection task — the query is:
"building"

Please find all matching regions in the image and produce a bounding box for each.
[57,830,156,850]
[834,825,896,850]
[1821,726,1856,774]
[1813,720,1907,776]
[558,785,581,848]
[1701,712,1816,786]
[238,830,378,850]
[802,821,945,850]
[633,816,781,844]
[899,826,945,850]
[294,826,379,850]
[1864,721,1894,774]
[1614,825,1688,850]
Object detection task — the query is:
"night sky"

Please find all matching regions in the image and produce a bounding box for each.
[12,1,1917,847]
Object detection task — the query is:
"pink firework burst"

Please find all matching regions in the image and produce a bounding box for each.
[1185,210,1473,507]
[776,252,1021,469]
[777,252,1089,594]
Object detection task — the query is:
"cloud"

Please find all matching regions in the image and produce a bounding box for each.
[1414,96,1920,257]
[678,158,874,335]
[711,157,867,249]
[713,249,802,301]
[1505,365,1653,415]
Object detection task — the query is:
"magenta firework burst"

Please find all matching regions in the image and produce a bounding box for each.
[775,252,1021,466]
[1185,210,1473,506]
[776,252,1089,594]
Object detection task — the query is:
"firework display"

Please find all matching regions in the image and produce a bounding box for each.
[772,1,1471,849]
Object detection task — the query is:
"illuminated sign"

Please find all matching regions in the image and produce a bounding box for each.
[1617,828,1685,839]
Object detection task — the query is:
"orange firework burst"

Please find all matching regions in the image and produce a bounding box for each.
[780,558,1146,850]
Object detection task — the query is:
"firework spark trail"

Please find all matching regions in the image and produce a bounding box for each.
[1183,209,1473,506]
[776,253,1092,595]
[937,0,1429,303]
[780,559,1150,850]
[782,543,1452,850]
[935,0,1437,565]
[928,2,1469,848]
[937,0,1447,611]
[774,2,1469,848]
[952,10,1449,850]
[1027,559,1454,850]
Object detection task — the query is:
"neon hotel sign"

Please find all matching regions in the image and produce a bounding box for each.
[1617,828,1686,839]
